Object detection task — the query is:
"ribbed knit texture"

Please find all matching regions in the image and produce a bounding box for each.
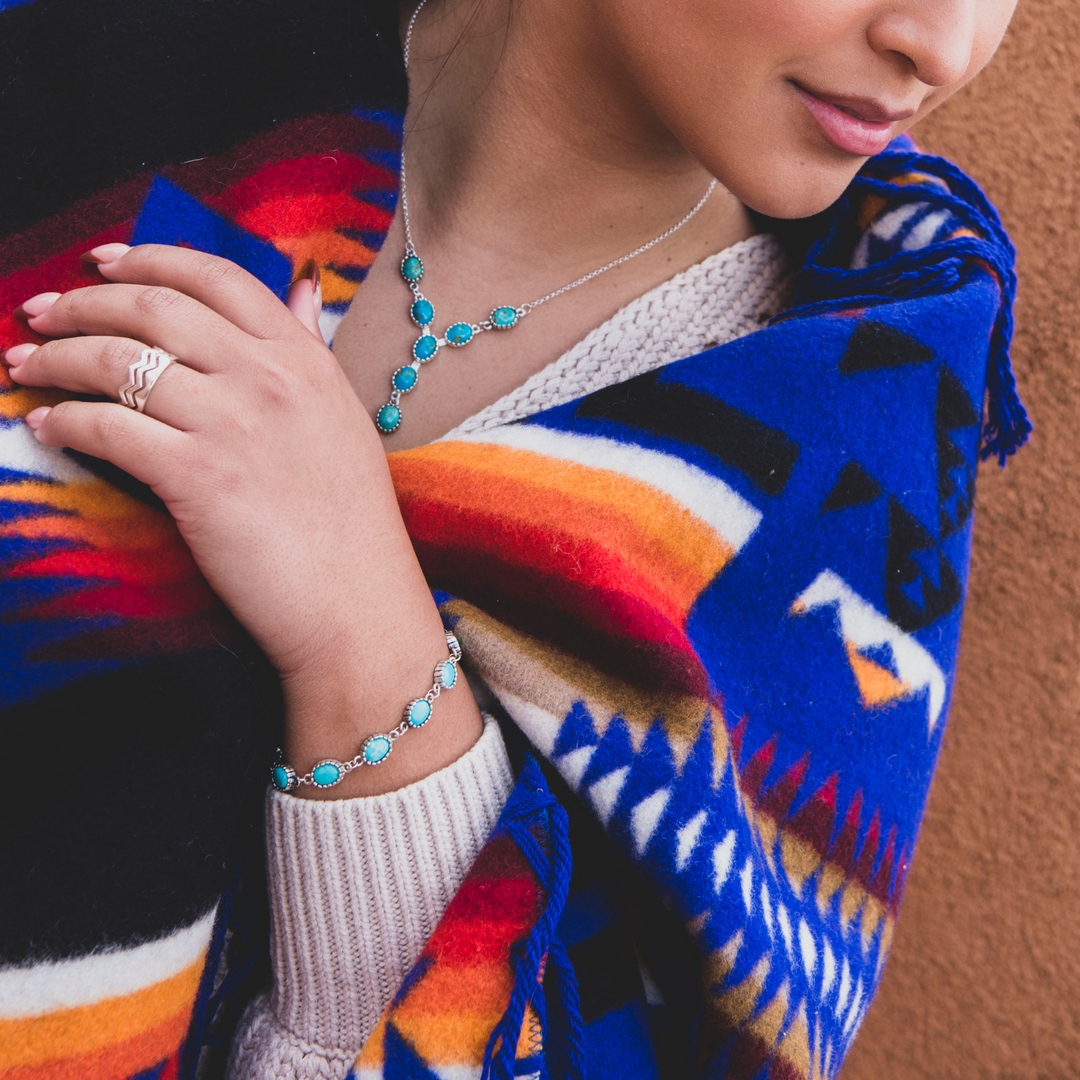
[447,232,787,437]
[227,718,514,1080]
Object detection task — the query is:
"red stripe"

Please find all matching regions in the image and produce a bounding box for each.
[27,578,218,622]
[234,191,393,241]
[9,545,200,586]
[402,496,695,635]
[163,113,398,201]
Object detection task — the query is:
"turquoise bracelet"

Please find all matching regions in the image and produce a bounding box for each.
[271,630,462,793]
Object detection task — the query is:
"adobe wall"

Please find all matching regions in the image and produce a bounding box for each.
[843,2,1080,1076]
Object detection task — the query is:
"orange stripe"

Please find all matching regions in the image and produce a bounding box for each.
[0,387,67,420]
[0,479,159,522]
[0,1014,189,1080]
[0,962,202,1069]
[0,479,180,552]
[391,963,514,1064]
[276,231,378,275]
[391,443,733,613]
[0,513,171,551]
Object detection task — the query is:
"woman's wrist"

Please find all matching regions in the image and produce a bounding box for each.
[279,593,484,800]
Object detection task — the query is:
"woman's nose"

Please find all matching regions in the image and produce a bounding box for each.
[868,0,978,88]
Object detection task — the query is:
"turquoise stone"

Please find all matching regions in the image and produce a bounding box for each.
[407,698,432,727]
[411,298,434,326]
[392,366,418,392]
[401,255,424,283]
[272,766,291,791]
[377,404,401,432]
[312,761,342,787]
[363,735,392,764]
[491,306,518,329]
[446,322,473,346]
[413,335,438,361]
[440,660,458,688]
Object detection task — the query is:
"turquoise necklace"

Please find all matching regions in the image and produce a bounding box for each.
[375,0,719,436]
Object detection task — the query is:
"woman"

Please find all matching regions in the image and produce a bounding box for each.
[0,0,1027,1077]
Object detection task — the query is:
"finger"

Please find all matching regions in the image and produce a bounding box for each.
[26,399,190,492]
[286,267,323,340]
[19,283,253,374]
[87,244,306,342]
[7,336,213,432]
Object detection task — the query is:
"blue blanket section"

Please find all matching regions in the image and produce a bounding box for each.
[131,176,294,301]
[0,0,38,11]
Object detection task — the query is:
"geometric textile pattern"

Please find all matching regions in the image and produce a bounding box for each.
[0,103,405,1080]
[0,16,1021,1070]
[382,187,1003,1072]
[0,910,215,1080]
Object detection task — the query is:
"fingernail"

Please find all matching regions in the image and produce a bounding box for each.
[4,343,39,367]
[81,243,131,265]
[20,293,61,317]
[310,261,322,315]
[24,406,50,431]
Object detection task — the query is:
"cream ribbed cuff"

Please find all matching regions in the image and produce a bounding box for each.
[228,716,513,1079]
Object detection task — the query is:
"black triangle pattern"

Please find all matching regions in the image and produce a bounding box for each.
[885,498,963,632]
[822,462,882,512]
[839,321,935,373]
[937,367,979,540]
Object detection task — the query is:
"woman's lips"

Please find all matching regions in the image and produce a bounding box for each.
[792,83,900,157]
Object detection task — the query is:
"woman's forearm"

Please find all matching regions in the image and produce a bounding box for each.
[278,503,486,799]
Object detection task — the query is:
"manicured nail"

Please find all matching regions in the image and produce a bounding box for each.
[310,261,322,315]
[4,343,39,367]
[81,243,131,264]
[20,293,61,317]
[24,406,50,431]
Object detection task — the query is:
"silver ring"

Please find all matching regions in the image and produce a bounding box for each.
[118,348,179,413]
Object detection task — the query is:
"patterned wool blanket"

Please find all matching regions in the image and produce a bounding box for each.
[0,13,1028,1079]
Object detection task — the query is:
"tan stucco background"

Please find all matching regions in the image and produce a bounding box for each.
[841,2,1080,1077]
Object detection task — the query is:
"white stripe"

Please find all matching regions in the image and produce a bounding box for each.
[0,421,95,484]
[740,857,754,913]
[712,829,737,892]
[589,765,630,826]
[871,201,923,242]
[776,902,793,955]
[794,570,947,731]
[630,787,671,856]
[556,745,596,791]
[318,307,345,347]
[0,908,216,1019]
[902,209,951,251]
[676,809,708,872]
[455,425,762,551]
[491,685,560,756]
[760,881,774,936]
[799,919,817,981]
[821,937,837,997]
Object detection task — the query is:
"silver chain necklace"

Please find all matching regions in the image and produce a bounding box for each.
[374,0,718,434]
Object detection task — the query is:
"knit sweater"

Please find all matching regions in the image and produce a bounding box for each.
[0,5,1030,1078]
[229,234,788,1079]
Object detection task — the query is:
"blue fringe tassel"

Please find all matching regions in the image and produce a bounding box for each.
[178,856,267,1080]
[482,758,585,1080]
[778,148,1032,466]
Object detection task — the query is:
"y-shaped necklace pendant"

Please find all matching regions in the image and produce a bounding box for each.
[374,253,523,434]
[375,0,718,437]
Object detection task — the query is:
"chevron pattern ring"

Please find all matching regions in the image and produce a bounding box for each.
[118,347,179,412]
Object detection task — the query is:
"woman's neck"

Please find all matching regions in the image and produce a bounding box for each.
[399,0,754,282]
[329,0,756,451]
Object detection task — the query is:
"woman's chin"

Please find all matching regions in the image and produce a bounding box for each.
[725,156,875,221]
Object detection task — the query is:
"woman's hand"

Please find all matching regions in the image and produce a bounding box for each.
[4,243,483,796]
